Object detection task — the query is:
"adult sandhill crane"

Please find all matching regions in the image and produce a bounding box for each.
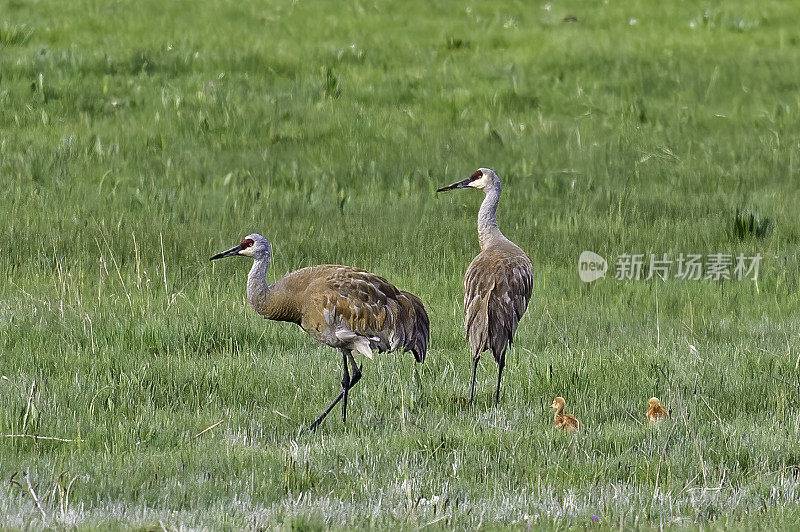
[210,233,429,431]
[437,168,533,407]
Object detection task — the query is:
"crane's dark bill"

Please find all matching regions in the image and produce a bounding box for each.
[436,170,482,192]
[210,244,244,261]
[436,176,472,192]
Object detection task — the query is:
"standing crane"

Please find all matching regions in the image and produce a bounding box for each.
[437,168,533,407]
[211,233,429,431]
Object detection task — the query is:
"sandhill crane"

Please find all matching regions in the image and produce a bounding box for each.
[551,396,580,432]
[646,397,668,424]
[437,168,533,406]
[210,233,429,431]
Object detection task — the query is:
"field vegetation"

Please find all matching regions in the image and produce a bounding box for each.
[2,0,800,528]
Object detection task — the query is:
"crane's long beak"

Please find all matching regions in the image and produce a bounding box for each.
[210,244,242,261]
[436,177,472,193]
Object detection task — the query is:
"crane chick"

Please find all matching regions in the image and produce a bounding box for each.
[646,397,668,424]
[552,396,580,432]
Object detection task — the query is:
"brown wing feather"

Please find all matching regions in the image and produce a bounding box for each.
[397,291,430,362]
[464,256,494,356]
[300,266,429,361]
[464,248,533,363]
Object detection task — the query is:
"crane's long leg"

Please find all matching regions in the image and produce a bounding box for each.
[308,351,349,431]
[308,349,362,432]
[342,351,362,423]
[494,352,506,407]
[341,350,351,423]
[468,354,480,406]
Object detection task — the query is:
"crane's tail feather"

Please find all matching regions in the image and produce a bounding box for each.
[399,292,429,363]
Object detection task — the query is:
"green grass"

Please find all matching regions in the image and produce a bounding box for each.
[2,0,800,528]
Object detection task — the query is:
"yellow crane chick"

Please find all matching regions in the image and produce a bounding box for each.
[552,397,580,432]
[646,397,668,424]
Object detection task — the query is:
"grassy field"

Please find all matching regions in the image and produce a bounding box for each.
[3,0,800,528]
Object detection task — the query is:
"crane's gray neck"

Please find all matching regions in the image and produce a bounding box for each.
[478,180,506,249]
[246,252,272,313]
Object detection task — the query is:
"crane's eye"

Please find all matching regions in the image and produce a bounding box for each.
[470,170,483,181]
[242,239,255,248]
